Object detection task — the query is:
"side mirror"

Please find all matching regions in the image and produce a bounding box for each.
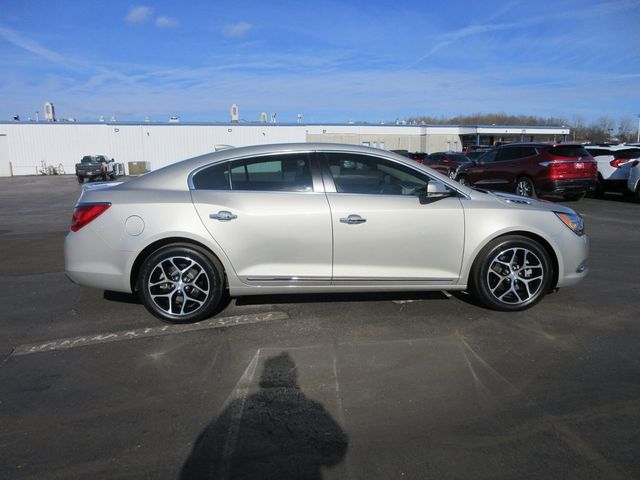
[419,180,451,204]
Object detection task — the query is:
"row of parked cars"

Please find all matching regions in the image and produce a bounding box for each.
[397,143,640,201]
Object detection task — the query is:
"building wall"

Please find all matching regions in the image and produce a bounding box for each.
[0,135,9,176]
[0,123,570,177]
[0,123,306,176]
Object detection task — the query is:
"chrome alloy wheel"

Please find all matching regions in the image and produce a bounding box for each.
[147,256,210,316]
[486,247,544,305]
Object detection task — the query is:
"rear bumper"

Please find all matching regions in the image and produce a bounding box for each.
[64,227,133,293]
[538,179,597,195]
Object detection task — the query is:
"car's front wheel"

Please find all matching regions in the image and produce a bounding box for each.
[457,175,470,186]
[137,244,225,323]
[470,235,553,311]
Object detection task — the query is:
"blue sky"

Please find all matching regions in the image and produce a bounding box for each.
[1,0,639,124]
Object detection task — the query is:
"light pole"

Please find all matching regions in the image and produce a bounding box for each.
[636,114,640,143]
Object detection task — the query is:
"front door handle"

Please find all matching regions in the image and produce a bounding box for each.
[340,214,366,225]
[209,210,237,221]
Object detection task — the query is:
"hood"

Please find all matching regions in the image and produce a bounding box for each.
[479,190,577,215]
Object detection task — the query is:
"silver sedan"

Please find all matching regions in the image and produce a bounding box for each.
[65,143,589,323]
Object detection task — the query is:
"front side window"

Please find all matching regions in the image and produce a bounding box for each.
[497,147,524,162]
[191,153,313,192]
[323,153,428,196]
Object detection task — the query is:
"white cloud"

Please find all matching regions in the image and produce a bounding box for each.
[0,25,67,65]
[155,16,179,28]
[224,22,253,38]
[125,6,154,24]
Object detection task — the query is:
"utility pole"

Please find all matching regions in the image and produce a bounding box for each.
[637,114,640,143]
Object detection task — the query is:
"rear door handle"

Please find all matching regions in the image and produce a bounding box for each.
[209,210,237,221]
[340,214,366,225]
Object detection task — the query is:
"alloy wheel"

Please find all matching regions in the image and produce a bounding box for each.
[486,247,544,305]
[147,256,211,316]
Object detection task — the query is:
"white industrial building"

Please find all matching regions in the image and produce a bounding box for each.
[0,122,570,177]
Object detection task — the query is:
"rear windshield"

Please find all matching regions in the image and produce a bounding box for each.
[614,149,640,159]
[81,156,94,163]
[450,154,470,162]
[545,146,589,158]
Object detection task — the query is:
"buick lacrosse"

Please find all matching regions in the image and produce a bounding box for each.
[65,143,589,323]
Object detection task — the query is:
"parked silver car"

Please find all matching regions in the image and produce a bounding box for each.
[65,143,589,323]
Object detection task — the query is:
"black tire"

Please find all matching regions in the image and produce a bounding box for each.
[515,177,537,198]
[591,174,605,198]
[470,235,553,311]
[562,193,584,201]
[457,175,470,187]
[109,174,116,180]
[137,244,225,323]
[77,176,84,184]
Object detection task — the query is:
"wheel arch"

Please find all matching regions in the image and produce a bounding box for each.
[129,236,228,293]
[467,230,560,291]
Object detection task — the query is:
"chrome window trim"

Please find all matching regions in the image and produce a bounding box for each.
[188,148,470,199]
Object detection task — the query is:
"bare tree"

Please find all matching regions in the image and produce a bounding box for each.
[618,116,634,143]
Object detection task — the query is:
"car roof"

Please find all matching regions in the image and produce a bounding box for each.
[117,142,463,192]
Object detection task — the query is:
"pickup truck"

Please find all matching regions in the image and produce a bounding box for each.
[75,155,116,183]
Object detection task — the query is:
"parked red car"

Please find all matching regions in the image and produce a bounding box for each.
[422,152,471,178]
[454,143,597,200]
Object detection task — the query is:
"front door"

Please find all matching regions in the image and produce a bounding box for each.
[320,152,465,284]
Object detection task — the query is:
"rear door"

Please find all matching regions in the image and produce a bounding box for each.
[190,152,333,284]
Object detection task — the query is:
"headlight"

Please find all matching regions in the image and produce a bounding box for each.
[554,211,584,236]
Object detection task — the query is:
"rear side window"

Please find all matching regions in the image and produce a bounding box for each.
[546,146,589,157]
[192,162,230,190]
[192,153,313,192]
[497,147,536,161]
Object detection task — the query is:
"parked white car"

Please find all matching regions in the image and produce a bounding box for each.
[584,145,640,195]
[627,159,640,200]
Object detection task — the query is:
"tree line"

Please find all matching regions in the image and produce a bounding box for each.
[405,113,639,144]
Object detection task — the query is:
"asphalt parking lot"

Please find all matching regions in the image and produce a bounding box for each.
[1,175,639,480]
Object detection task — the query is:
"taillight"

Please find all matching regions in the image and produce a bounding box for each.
[71,203,111,232]
[610,158,629,168]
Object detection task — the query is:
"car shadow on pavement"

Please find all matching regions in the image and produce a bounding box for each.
[236,290,448,306]
[181,352,348,480]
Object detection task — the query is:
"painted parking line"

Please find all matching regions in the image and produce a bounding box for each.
[13,312,289,356]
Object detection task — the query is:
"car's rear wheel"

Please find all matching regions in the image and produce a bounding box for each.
[471,235,552,311]
[77,176,84,184]
[515,177,536,198]
[137,244,225,323]
[457,175,470,186]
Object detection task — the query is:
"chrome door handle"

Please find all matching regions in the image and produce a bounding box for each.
[340,214,366,225]
[209,210,237,221]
